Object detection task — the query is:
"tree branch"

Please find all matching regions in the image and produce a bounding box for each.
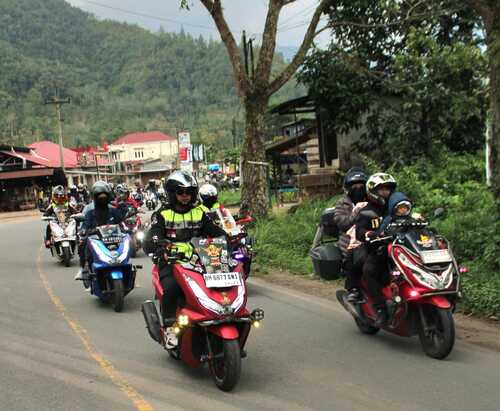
[199,0,249,96]
[464,0,490,21]
[254,0,284,84]
[267,0,328,96]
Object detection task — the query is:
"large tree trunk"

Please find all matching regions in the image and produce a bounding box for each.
[241,95,270,217]
[487,17,500,198]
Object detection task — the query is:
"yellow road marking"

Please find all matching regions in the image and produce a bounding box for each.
[36,247,154,411]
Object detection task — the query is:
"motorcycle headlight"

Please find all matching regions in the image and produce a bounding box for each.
[136,231,145,240]
[117,236,130,263]
[50,221,65,238]
[398,253,454,290]
[185,275,226,315]
[90,239,114,264]
[65,220,76,236]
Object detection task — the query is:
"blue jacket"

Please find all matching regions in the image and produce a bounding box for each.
[380,192,411,232]
[82,206,125,231]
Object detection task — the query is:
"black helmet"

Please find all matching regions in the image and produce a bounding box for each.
[165,170,198,206]
[343,167,368,190]
[91,181,112,199]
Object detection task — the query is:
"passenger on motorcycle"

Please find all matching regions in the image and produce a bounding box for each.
[199,183,221,211]
[77,183,90,204]
[75,181,125,283]
[114,184,141,211]
[44,185,77,248]
[144,171,226,348]
[353,172,397,326]
[333,167,369,303]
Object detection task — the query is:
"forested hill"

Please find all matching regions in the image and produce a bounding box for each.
[0,0,301,151]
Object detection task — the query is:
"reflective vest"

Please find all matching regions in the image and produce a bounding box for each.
[160,205,205,258]
[200,202,220,213]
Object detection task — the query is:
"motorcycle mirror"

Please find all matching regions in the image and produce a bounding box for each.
[433,208,446,219]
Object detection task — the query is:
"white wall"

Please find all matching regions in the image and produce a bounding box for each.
[109,140,178,162]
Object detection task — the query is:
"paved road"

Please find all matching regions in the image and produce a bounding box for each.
[1,218,499,411]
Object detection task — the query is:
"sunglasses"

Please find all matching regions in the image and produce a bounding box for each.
[176,188,192,196]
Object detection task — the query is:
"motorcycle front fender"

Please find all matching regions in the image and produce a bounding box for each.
[419,295,452,309]
[208,324,239,340]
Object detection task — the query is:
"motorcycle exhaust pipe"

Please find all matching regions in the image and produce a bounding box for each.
[141,300,161,343]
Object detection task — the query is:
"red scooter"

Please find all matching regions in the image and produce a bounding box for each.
[337,216,461,359]
[141,236,264,391]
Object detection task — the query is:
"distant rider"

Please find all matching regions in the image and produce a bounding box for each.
[44,185,77,248]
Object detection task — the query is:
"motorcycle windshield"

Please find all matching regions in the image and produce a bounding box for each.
[54,208,67,225]
[211,208,242,236]
[192,236,231,274]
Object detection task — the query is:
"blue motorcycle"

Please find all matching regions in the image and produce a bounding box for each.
[85,224,139,312]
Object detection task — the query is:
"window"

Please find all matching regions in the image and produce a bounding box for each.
[134,148,144,159]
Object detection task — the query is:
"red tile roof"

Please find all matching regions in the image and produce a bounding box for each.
[28,141,79,168]
[113,131,176,145]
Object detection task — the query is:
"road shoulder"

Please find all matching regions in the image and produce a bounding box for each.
[254,270,500,353]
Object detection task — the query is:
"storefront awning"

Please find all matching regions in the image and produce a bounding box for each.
[0,168,54,180]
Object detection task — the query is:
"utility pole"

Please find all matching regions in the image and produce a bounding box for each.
[45,88,71,173]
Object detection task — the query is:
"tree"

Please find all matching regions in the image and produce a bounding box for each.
[183,0,329,216]
[465,0,500,197]
[298,0,486,166]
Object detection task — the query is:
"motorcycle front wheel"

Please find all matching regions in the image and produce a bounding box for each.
[112,279,124,312]
[418,305,455,359]
[62,246,72,267]
[208,336,241,392]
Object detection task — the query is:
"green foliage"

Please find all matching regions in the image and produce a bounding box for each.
[252,198,333,275]
[219,189,241,207]
[253,153,500,316]
[0,0,301,150]
[298,1,486,166]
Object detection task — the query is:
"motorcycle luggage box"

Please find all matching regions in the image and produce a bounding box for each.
[320,208,339,237]
[310,244,342,280]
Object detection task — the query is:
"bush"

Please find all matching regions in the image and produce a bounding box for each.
[253,152,500,316]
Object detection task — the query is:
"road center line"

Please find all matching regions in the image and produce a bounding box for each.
[36,246,154,411]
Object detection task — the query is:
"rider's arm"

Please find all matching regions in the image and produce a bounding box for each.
[143,211,166,254]
[200,212,227,238]
[43,204,54,217]
[333,197,355,233]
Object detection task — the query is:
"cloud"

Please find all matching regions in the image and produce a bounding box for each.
[65,0,328,47]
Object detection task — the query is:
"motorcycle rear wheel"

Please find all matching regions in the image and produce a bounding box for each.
[112,279,124,312]
[208,336,241,392]
[418,306,455,359]
[62,247,72,267]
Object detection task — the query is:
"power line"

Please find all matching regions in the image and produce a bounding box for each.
[77,0,228,32]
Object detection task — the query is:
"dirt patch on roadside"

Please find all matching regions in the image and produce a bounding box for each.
[254,269,500,353]
[0,209,39,223]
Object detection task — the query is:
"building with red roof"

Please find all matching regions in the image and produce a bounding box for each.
[109,131,177,166]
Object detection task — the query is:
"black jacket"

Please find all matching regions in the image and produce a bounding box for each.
[354,202,385,243]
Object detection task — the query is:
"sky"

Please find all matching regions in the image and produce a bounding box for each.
[65,0,330,49]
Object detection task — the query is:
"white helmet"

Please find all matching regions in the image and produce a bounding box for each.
[366,172,397,206]
[199,183,218,208]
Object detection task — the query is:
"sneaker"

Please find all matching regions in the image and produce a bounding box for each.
[346,288,362,303]
[164,327,178,349]
[74,268,84,280]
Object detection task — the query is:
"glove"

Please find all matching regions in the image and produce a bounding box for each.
[352,202,368,218]
[365,231,378,241]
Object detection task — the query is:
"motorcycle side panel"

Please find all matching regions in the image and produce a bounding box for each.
[179,328,202,368]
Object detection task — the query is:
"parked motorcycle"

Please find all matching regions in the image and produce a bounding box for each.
[84,224,139,312]
[141,236,264,391]
[42,208,77,267]
[121,207,145,258]
[336,213,462,359]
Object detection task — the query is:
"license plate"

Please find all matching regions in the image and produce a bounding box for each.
[204,272,241,288]
[420,249,452,264]
[62,241,70,247]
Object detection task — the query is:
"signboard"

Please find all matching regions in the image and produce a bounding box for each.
[178,131,193,172]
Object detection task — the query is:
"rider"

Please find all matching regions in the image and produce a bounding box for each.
[144,171,226,348]
[353,172,397,326]
[44,185,77,248]
[114,184,141,211]
[78,183,90,204]
[75,181,125,282]
[333,167,369,303]
[199,183,221,211]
